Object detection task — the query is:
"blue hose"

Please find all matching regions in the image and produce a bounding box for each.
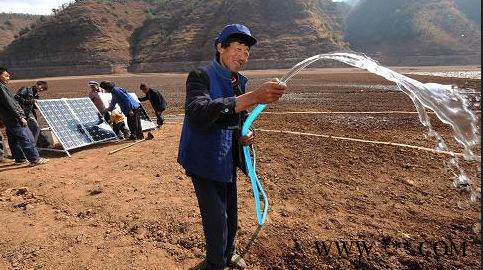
[242,104,269,225]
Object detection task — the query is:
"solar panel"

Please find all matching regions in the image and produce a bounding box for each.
[36,98,117,153]
[99,92,156,130]
[67,98,117,142]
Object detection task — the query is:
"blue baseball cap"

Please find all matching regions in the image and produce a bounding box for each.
[215,24,257,47]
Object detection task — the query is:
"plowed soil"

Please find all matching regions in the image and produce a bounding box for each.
[1,66,480,270]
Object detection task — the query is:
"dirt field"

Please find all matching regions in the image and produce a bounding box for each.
[0,66,481,270]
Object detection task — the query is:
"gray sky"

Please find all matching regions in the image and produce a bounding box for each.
[0,0,72,15]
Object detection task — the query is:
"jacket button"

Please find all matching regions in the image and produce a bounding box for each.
[224,108,229,113]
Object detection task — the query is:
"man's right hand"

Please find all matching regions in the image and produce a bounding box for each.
[20,117,28,127]
[234,79,288,113]
[253,79,287,104]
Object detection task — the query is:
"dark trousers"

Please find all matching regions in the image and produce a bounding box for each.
[26,115,40,141]
[192,175,238,269]
[155,112,164,126]
[103,111,112,124]
[0,132,4,159]
[126,108,143,140]
[5,120,40,163]
[25,115,50,148]
[113,122,130,140]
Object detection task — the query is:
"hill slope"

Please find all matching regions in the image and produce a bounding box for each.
[345,0,481,65]
[0,0,346,78]
[0,13,43,51]
[129,0,346,72]
[454,0,481,25]
[0,1,152,78]
[0,0,480,78]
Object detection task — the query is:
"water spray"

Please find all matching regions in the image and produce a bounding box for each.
[238,52,480,261]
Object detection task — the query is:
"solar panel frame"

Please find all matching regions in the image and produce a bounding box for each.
[36,98,117,153]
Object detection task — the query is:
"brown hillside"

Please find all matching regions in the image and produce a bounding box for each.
[345,0,481,65]
[0,0,152,79]
[3,0,479,78]
[129,0,346,72]
[0,0,346,78]
[0,13,43,51]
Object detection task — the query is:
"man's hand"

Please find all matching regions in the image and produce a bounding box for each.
[235,78,288,113]
[253,79,287,104]
[240,130,254,145]
[20,117,28,127]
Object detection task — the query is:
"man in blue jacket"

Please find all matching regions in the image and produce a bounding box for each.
[178,24,287,270]
[100,81,144,140]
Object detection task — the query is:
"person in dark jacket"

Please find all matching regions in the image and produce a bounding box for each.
[0,67,48,166]
[178,24,287,270]
[14,81,49,146]
[139,83,167,127]
[100,81,144,140]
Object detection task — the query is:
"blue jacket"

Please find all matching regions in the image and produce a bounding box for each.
[107,87,140,115]
[178,59,248,182]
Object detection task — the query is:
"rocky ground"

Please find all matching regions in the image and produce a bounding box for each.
[0,66,481,269]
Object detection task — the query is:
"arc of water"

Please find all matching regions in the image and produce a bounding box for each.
[242,52,480,225]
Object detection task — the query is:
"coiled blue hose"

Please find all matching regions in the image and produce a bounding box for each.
[241,104,268,225]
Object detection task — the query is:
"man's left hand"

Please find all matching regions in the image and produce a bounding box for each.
[240,130,254,145]
[20,117,28,127]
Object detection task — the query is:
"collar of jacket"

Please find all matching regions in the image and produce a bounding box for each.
[210,58,248,87]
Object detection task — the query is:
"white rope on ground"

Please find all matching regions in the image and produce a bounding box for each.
[165,112,425,116]
[264,111,426,115]
[264,110,481,115]
[257,128,481,159]
[165,111,480,116]
[164,122,480,158]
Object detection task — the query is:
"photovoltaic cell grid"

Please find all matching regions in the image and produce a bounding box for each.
[36,100,91,150]
[37,99,117,151]
[68,99,117,142]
